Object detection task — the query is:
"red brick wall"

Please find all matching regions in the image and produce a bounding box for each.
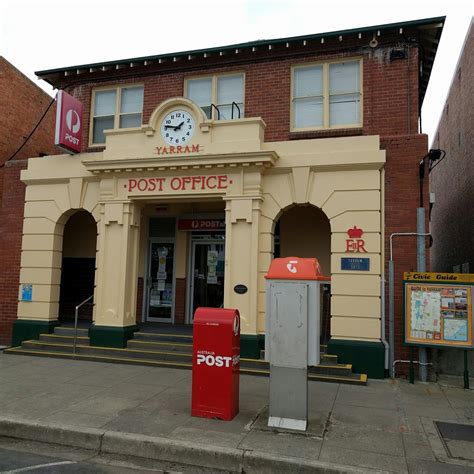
[65,38,420,149]
[382,134,429,373]
[0,57,57,163]
[0,58,58,346]
[0,160,27,345]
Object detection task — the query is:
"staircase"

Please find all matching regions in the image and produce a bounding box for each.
[5,326,367,385]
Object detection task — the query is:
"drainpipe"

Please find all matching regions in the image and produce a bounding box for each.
[380,168,389,371]
[389,232,431,378]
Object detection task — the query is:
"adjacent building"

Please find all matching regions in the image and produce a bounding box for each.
[0,57,57,345]
[430,19,473,375]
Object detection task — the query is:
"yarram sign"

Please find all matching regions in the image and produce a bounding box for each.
[54,90,83,154]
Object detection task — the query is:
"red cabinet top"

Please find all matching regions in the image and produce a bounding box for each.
[265,257,330,281]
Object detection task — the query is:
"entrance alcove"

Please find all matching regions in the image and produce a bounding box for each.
[58,210,97,323]
[273,204,331,343]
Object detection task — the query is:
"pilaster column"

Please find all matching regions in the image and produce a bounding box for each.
[224,169,263,357]
[91,201,141,347]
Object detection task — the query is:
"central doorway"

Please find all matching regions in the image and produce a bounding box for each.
[188,237,225,322]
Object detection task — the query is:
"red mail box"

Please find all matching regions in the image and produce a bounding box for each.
[192,307,240,421]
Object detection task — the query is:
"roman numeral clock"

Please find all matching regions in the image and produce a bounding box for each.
[160,110,195,145]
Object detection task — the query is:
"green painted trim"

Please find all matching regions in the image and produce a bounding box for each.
[11,320,60,346]
[241,334,265,359]
[327,339,385,379]
[89,324,138,349]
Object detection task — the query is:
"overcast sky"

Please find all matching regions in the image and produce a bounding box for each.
[1,0,472,145]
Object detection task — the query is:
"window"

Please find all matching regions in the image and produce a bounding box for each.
[292,60,361,130]
[186,74,244,120]
[91,85,144,145]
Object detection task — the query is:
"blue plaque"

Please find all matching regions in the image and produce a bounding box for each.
[21,284,33,302]
[341,257,370,271]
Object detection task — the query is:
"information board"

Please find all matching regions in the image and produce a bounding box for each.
[404,273,473,349]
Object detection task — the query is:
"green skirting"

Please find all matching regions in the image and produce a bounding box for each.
[89,324,138,348]
[241,334,265,359]
[11,319,60,346]
[327,338,385,379]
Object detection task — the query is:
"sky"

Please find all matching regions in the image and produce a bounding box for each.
[1,0,472,145]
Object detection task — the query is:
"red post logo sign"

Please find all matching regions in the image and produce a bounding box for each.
[54,91,83,154]
[345,226,367,253]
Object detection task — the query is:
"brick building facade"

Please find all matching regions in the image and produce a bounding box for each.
[0,57,57,345]
[430,19,473,375]
[4,18,445,379]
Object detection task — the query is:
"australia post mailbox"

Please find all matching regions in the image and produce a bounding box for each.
[265,257,330,431]
[192,307,240,421]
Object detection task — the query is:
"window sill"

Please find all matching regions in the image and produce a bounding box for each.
[289,128,363,140]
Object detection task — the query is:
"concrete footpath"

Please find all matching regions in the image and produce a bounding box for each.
[0,353,473,473]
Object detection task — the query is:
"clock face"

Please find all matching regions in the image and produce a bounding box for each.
[160,110,195,145]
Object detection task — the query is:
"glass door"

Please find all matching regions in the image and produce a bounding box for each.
[189,241,225,321]
[146,240,175,322]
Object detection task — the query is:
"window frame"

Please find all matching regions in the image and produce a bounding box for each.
[89,84,144,147]
[184,72,245,121]
[291,58,363,132]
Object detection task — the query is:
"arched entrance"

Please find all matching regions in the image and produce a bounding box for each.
[58,210,97,323]
[273,204,331,342]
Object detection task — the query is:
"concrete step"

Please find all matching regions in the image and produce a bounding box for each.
[321,353,338,364]
[4,344,367,386]
[54,327,89,337]
[5,346,367,385]
[259,349,338,364]
[38,333,90,345]
[3,347,193,371]
[127,339,193,353]
[21,341,193,363]
[309,362,353,377]
[132,331,194,344]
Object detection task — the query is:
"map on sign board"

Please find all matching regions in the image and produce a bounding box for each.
[444,319,468,342]
[404,280,473,348]
[410,290,441,337]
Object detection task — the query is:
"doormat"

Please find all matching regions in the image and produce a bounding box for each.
[435,421,474,461]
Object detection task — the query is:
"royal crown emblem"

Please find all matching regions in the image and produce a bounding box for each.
[347,226,364,239]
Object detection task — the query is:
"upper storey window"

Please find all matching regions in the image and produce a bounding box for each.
[186,74,244,120]
[292,59,361,131]
[90,85,144,145]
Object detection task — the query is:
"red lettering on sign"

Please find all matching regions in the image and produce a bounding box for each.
[170,177,182,190]
[346,239,368,253]
[206,176,217,189]
[126,175,229,194]
[155,177,165,191]
[217,175,228,189]
[128,179,137,192]
[191,176,200,190]
[192,144,200,152]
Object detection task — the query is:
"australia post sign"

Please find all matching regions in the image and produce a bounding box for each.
[54,90,83,154]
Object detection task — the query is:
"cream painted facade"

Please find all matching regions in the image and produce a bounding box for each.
[17,98,385,345]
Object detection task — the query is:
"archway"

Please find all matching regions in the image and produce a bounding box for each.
[58,210,97,323]
[273,204,331,342]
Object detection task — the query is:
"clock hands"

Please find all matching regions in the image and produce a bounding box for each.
[164,121,185,131]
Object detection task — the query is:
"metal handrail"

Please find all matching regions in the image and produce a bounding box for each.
[73,295,93,356]
[231,102,241,119]
[210,103,220,120]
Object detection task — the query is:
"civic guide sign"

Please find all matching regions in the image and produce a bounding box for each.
[403,272,474,349]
